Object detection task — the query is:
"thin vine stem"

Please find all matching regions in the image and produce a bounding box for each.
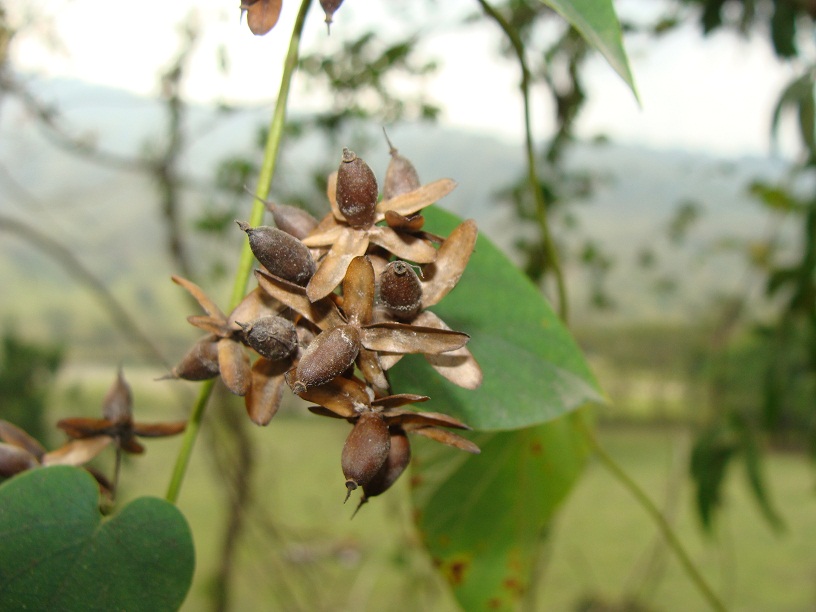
[165,0,313,504]
[578,419,727,612]
[476,0,569,322]
[477,2,724,609]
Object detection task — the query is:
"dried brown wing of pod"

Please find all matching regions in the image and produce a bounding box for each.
[356,348,390,396]
[413,310,482,390]
[408,426,481,454]
[243,0,282,35]
[41,436,113,467]
[172,275,226,320]
[384,210,424,232]
[305,227,370,302]
[376,178,457,218]
[217,338,251,396]
[227,287,281,329]
[360,322,469,354]
[254,269,345,331]
[244,357,290,426]
[130,422,187,437]
[370,394,430,409]
[342,256,375,326]
[290,374,369,418]
[383,409,471,430]
[326,170,344,222]
[367,226,437,264]
[0,420,47,459]
[421,219,478,308]
[308,405,346,419]
[186,315,232,336]
[56,417,117,439]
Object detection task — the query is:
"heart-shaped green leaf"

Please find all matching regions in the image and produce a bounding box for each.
[0,466,194,611]
[540,0,638,100]
[390,206,605,431]
[411,413,588,611]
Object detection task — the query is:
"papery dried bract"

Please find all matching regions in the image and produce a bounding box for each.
[102,368,132,425]
[245,358,290,426]
[167,336,221,381]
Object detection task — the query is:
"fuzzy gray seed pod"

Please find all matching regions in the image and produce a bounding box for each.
[237,316,298,361]
[341,411,390,501]
[379,260,423,320]
[336,148,378,229]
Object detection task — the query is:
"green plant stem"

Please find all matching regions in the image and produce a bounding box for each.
[579,420,727,612]
[476,0,569,322]
[165,0,313,504]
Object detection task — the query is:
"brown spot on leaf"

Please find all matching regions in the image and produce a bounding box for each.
[503,577,525,596]
[444,558,469,586]
[530,441,543,455]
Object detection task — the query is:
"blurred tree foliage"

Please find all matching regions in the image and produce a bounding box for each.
[0,331,63,446]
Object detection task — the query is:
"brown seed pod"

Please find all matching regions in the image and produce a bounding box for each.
[362,426,411,500]
[291,325,361,394]
[319,0,344,33]
[383,130,421,200]
[165,336,221,381]
[242,0,282,36]
[236,221,316,286]
[267,202,319,240]
[378,260,423,320]
[341,411,390,501]
[336,148,378,229]
[236,316,298,361]
[102,368,132,425]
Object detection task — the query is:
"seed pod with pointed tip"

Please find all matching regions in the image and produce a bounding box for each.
[102,368,132,425]
[341,411,390,501]
[237,221,316,286]
[291,325,361,394]
[379,260,423,320]
[336,148,378,229]
[266,202,319,240]
[362,426,411,500]
[166,336,221,381]
[237,316,298,361]
[320,0,344,32]
[383,131,421,200]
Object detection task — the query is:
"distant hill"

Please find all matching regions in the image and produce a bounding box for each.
[0,77,792,358]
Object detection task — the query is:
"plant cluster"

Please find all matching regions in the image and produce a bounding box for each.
[167,139,482,507]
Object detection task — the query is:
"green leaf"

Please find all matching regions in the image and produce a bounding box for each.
[0,466,194,611]
[690,426,737,532]
[770,73,813,146]
[390,206,604,431]
[412,412,588,611]
[539,0,638,99]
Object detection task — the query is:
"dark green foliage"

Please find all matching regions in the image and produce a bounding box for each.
[0,330,62,445]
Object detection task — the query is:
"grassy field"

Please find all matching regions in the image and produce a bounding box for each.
[47,365,816,612]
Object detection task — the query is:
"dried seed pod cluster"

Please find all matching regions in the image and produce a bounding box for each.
[167,138,483,507]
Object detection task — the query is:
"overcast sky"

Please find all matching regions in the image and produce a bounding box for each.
[5,0,803,158]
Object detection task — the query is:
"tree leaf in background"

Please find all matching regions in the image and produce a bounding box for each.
[539,0,638,100]
[690,425,737,532]
[0,466,194,611]
[770,0,798,58]
[390,206,604,431]
[411,412,588,611]
[770,73,813,147]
